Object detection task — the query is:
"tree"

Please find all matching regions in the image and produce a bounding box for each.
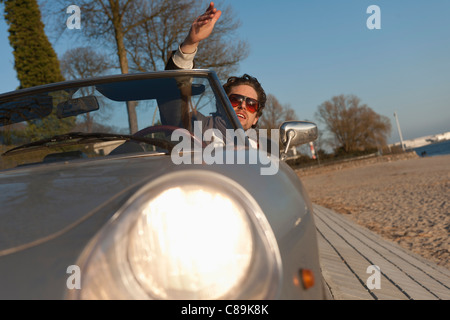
[41,0,171,133]
[315,94,391,154]
[67,0,169,134]
[60,47,113,80]
[258,94,297,135]
[2,0,64,89]
[1,0,74,141]
[125,0,248,81]
[45,0,249,133]
[60,47,113,132]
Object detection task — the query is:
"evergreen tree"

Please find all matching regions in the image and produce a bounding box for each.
[2,0,64,89]
[1,0,74,142]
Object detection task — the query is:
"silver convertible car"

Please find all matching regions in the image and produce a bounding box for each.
[0,69,327,300]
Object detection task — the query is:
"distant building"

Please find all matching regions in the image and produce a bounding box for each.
[390,131,450,149]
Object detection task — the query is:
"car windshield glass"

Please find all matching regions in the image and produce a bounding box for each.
[0,74,236,170]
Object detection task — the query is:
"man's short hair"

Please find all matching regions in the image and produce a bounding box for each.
[223,74,266,128]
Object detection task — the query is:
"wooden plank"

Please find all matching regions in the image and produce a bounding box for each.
[313,204,450,300]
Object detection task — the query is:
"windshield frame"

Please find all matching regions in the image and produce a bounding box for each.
[0,70,248,170]
[0,69,242,132]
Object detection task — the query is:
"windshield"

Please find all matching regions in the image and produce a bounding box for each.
[0,73,237,170]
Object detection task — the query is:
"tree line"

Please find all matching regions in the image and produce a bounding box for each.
[1,0,391,157]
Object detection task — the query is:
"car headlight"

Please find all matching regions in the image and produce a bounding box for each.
[67,170,282,300]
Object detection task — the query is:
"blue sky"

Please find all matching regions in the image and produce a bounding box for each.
[1,0,449,145]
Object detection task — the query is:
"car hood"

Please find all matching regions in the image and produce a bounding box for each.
[0,151,310,255]
[0,154,177,254]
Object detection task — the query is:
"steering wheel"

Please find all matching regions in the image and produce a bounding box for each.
[133,125,205,148]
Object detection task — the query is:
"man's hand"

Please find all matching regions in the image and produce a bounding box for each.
[181,2,222,54]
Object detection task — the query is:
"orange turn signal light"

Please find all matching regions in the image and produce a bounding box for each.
[300,269,315,290]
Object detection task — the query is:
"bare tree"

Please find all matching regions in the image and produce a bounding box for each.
[258,94,297,135]
[60,47,113,132]
[315,94,391,154]
[43,0,249,132]
[60,46,113,80]
[125,0,248,81]
[43,0,176,133]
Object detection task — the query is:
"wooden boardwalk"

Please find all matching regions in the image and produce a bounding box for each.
[313,204,450,300]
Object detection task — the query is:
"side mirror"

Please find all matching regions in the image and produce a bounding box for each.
[279,121,318,161]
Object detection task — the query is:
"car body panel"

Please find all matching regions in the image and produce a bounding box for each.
[0,70,325,300]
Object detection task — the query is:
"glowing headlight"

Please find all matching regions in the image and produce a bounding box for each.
[128,186,253,299]
[68,171,281,300]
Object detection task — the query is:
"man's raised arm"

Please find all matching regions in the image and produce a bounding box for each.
[165,2,221,70]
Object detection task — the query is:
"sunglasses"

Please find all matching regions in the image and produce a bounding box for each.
[228,94,259,114]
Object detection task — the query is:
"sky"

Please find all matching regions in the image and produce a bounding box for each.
[1,0,449,145]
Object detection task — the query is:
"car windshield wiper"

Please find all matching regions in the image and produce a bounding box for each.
[1,132,175,156]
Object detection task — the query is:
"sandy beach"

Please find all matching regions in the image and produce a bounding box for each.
[297,153,450,269]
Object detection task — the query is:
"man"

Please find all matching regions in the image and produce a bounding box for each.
[165,2,266,132]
